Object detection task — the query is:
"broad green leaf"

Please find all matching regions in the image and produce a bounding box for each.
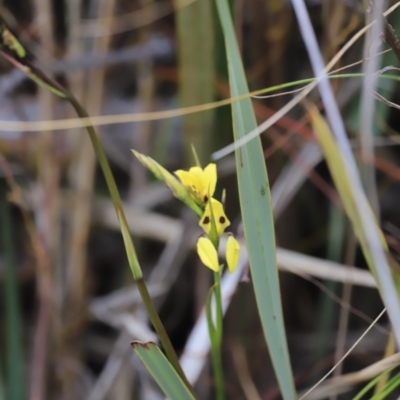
[132,342,196,400]
[214,0,296,398]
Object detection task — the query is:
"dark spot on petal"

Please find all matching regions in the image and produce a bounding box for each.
[203,216,210,224]
[204,195,208,202]
[260,186,266,196]
[219,216,225,224]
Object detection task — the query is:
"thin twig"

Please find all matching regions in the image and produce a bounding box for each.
[298,308,387,400]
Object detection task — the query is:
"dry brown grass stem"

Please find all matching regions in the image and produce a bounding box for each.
[298,308,387,400]
[302,352,400,400]
[66,0,117,331]
[30,1,58,398]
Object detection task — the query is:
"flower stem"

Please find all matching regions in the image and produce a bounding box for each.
[211,270,225,400]
[214,271,223,344]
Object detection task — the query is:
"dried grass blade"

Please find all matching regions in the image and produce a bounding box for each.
[308,103,400,345]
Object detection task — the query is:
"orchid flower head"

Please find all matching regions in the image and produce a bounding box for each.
[175,164,217,205]
[132,150,203,217]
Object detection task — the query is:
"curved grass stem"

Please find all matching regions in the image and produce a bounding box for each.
[65,94,195,395]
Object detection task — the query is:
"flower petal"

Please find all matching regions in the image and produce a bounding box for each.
[226,235,240,273]
[199,198,230,236]
[197,237,219,272]
[202,163,217,198]
[175,169,200,190]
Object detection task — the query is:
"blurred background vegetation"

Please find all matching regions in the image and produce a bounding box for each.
[2,0,400,399]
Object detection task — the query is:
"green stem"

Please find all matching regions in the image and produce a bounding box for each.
[210,338,224,400]
[0,27,196,394]
[214,271,223,345]
[66,95,194,395]
[211,270,224,400]
[67,96,142,280]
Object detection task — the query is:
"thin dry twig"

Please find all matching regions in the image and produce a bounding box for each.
[298,308,387,400]
[302,352,400,400]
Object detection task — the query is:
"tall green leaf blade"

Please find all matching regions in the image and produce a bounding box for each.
[132,342,196,400]
[214,0,296,398]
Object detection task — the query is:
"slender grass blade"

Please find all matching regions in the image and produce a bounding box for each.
[213,0,296,398]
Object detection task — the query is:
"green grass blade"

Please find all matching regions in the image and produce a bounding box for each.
[372,371,400,400]
[314,205,346,363]
[132,342,196,400]
[0,187,24,400]
[352,367,395,400]
[213,0,296,398]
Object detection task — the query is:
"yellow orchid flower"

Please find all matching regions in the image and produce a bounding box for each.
[197,236,219,272]
[199,198,230,237]
[175,164,217,204]
[226,235,240,273]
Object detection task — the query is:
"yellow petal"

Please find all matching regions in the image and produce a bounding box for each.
[202,164,217,199]
[199,198,230,236]
[174,169,190,185]
[226,235,240,273]
[188,166,208,198]
[175,168,205,203]
[197,237,219,272]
